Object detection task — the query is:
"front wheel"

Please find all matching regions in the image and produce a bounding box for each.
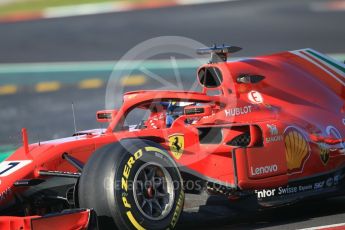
[78,139,184,230]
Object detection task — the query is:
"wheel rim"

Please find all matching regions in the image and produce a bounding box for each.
[133,162,175,220]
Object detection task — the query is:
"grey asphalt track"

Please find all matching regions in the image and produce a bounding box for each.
[179,194,345,230]
[1,0,345,229]
[0,0,344,63]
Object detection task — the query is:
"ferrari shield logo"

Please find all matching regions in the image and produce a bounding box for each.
[319,143,330,165]
[169,134,184,160]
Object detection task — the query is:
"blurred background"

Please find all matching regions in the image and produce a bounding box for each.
[0,1,344,228]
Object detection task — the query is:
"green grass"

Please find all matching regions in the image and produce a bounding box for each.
[0,146,15,162]
[0,151,13,162]
[0,0,147,16]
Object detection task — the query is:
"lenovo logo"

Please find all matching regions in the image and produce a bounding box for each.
[251,164,278,176]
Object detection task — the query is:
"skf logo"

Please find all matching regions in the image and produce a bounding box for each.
[319,143,330,165]
[169,134,184,160]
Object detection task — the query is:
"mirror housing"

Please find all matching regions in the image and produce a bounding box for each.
[237,74,265,84]
[184,105,212,117]
[96,110,118,123]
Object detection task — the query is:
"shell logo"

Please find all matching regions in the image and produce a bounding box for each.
[284,127,310,173]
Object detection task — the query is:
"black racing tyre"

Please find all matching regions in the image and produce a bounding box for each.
[78,139,184,230]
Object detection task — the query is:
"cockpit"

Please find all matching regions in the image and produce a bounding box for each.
[119,100,217,131]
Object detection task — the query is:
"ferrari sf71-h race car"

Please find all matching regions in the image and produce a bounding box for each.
[0,45,344,230]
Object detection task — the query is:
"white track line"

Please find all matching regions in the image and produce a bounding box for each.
[44,0,238,19]
[176,0,238,6]
[44,2,130,18]
[0,53,342,74]
[298,222,345,230]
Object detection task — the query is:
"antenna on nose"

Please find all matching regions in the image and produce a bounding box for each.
[72,102,77,134]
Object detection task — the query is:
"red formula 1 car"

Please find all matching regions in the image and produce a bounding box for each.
[0,45,344,230]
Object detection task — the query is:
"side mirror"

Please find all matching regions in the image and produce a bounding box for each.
[237,74,265,84]
[96,110,118,123]
[184,105,212,117]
